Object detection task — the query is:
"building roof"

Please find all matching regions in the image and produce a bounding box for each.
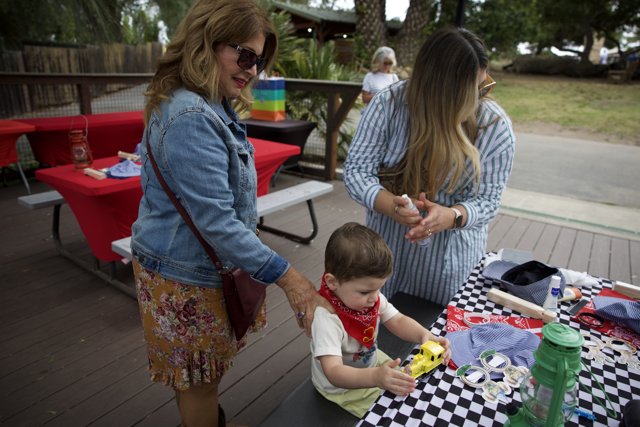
[272,1,402,30]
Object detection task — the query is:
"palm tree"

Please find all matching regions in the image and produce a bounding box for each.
[395,0,434,67]
[354,0,387,56]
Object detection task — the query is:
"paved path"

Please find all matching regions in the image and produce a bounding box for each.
[338,108,640,239]
[509,132,640,209]
[503,132,640,240]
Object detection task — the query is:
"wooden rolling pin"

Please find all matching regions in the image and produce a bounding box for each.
[487,288,557,323]
[613,281,640,299]
[83,168,107,180]
[117,151,141,162]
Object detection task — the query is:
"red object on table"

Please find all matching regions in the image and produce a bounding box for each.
[0,120,36,167]
[573,288,640,348]
[19,112,145,166]
[249,137,300,197]
[36,157,142,262]
[35,139,299,262]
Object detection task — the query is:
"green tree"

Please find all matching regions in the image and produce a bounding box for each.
[0,0,140,49]
[122,6,160,45]
[153,0,192,39]
[533,0,640,63]
[465,0,538,58]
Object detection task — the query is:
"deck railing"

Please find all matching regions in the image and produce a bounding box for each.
[0,72,361,180]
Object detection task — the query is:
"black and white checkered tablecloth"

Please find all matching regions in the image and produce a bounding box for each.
[358,259,640,427]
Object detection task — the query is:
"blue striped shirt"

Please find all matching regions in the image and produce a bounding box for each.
[344,81,516,305]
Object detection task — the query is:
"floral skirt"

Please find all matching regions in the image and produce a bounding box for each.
[132,260,267,391]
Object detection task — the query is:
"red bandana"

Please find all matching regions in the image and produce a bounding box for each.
[319,275,380,348]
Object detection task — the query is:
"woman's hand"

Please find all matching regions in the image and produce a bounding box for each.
[374,358,416,396]
[405,193,460,242]
[362,90,373,104]
[276,267,331,336]
[392,195,422,227]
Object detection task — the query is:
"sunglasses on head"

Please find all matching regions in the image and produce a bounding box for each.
[479,74,496,98]
[228,43,266,73]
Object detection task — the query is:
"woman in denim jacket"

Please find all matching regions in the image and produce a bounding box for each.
[131,1,329,425]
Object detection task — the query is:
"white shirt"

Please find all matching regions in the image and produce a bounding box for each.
[362,72,399,96]
[310,294,399,394]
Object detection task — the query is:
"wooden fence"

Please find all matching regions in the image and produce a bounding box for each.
[0,73,361,180]
[0,43,163,115]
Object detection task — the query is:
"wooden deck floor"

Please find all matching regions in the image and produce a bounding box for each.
[1,175,638,427]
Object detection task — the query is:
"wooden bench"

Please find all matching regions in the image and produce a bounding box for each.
[17,190,65,210]
[112,180,334,261]
[17,189,138,297]
[18,190,66,251]
[258,293,445,427]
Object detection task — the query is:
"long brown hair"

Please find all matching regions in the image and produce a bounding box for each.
[144,0,277,124]
[382,27,488,199]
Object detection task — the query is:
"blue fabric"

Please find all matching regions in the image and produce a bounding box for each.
[131,89,289,287]
[482,260,566,306]
[593,296,640,334]
[447,323,540,379]
[106,159,141,179]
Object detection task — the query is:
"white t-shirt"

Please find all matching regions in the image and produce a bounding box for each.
[310,294,400,394]
[362,72,399,96]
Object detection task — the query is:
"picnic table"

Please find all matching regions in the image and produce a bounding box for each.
[34,138,300,262]
[358,258,640,427]
[19,111,145,166]
[0,120,35,193]
[241,119,316,170]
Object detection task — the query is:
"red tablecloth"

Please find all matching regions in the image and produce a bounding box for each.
[35,138,299,261]
[0,120,36,166]
[250,137,299,196]
[19,112,145,166]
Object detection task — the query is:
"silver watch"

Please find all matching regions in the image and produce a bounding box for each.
[451,207,463,229]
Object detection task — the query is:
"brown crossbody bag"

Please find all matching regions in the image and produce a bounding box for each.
[145,136,266,341]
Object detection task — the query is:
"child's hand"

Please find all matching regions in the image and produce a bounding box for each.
[375,358,416,396]
[420,333,452,365]
[433,336,452,365]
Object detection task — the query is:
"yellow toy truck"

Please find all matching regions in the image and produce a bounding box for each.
[405,341,445,378]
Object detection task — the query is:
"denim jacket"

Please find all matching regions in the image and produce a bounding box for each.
[131,88,289,287]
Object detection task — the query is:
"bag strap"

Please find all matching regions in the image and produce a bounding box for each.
[144,129,227,274]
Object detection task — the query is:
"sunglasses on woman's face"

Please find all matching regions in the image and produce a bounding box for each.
[228,43,266,73]
[382,61,393,66]
[479,74,496,98]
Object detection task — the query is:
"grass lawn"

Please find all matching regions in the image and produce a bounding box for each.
[490,71,640,145]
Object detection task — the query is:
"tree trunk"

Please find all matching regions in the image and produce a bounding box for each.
[581,20,594,64]
[395,0,433,67]
[354,0,387,57]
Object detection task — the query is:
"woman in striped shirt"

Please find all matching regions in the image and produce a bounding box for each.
[344,27,515,306]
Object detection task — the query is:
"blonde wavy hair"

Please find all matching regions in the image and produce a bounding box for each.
[144,0,277,124]
[382,27,487,199]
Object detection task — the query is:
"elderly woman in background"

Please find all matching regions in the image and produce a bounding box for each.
[361,46,400,107]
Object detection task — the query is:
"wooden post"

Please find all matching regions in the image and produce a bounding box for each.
[77,83,92,114]
[324,93,339,180]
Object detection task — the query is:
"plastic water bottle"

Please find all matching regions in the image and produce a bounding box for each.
[401,194,431,248]
[542,275,561,316]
